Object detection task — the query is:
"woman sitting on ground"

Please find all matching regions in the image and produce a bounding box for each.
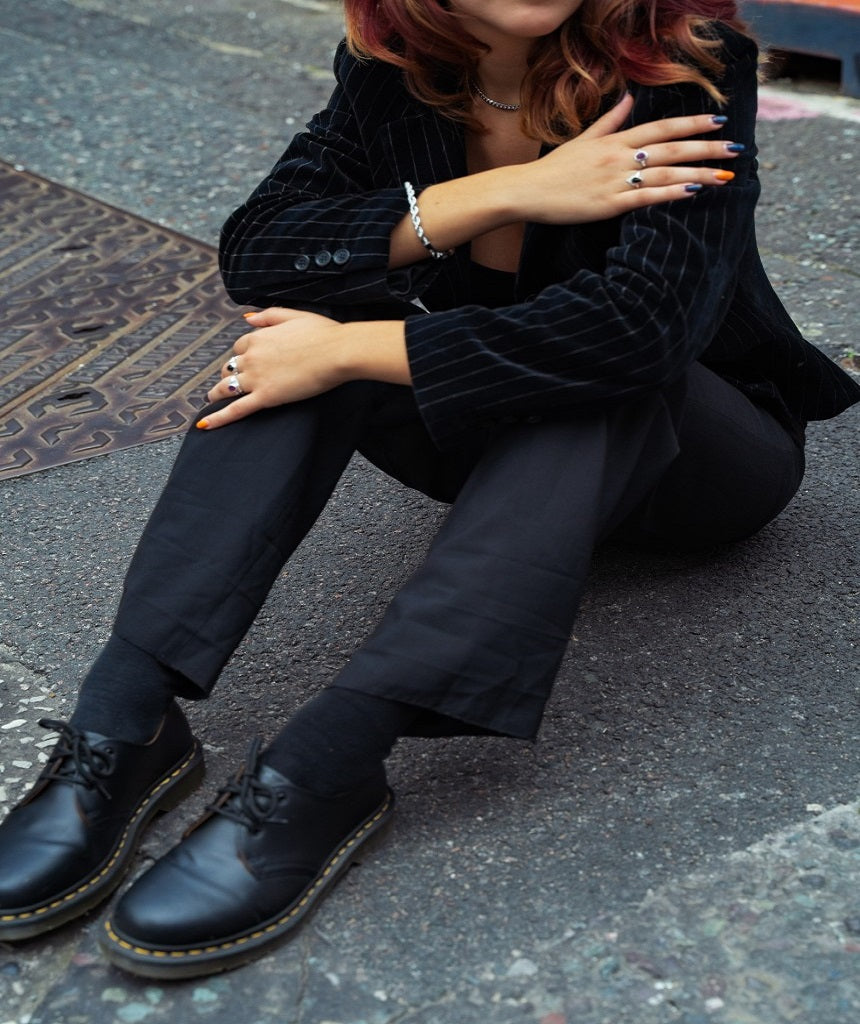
[0,0,857,979]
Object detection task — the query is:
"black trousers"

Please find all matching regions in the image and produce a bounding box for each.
[113,362,803,739]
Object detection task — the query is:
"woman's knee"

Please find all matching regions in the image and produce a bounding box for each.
[615,373,806,551]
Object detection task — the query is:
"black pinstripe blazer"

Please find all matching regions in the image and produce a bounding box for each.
[219,26,859,450]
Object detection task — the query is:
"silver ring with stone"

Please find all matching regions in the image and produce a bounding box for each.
[226,357,239,374]
[226,374,244,395]
[634,149,649,168]
[626,172,644,189]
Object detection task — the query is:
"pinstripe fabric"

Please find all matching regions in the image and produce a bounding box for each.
[219,28,859,450]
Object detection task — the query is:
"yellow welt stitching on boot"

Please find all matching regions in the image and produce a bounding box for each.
[102,793,392,960]
[7,748,199,924]
[5,747,200,924]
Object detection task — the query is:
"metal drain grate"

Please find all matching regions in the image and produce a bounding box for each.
[0,161,243,480]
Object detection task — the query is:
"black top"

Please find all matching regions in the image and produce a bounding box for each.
[469,261,517,310]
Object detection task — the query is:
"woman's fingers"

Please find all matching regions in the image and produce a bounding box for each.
[612,165,739,213]
[215,308,325,386]
[616,114,744,176]
[621,183,706,207]
[622,165,736,192]
[199,308,348,429]
[582,109,735,154]
[579,91,635,139]
[218,337,248,381]
[629,139,743,167]
[241,307,293,327]
[624,112,729,147]
[210,361,249,401]
[196,394,261,431]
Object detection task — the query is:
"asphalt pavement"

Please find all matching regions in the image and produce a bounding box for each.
[1,3,858,1023]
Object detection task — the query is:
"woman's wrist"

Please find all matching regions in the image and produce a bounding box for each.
[335,320,412,387]
[389,168,524,269]
[423,168,524,237]
[498,163,539,223]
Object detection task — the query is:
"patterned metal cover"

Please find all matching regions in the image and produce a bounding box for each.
[0,161,243,479]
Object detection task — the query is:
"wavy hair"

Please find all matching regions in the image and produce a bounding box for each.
[344,1,751,144]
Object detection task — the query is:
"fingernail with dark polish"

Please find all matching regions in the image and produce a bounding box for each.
[725,143,745,153]
[684,183,704,193]
[711,115,729,125]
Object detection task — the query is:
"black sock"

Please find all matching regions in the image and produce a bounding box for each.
[262,687,418,796]
[70,634,184,743]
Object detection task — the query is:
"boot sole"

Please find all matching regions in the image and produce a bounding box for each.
[0,741,204,941]
[100,788,395,979]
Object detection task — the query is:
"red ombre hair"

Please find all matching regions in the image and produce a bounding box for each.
[344,1,751,143]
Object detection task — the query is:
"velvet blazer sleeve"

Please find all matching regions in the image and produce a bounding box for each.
[219,44,443,307]
[405,31,765,446]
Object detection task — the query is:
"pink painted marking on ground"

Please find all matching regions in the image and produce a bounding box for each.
[750,0,860,10]
[758,93,821,120]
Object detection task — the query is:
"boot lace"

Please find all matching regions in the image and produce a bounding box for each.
[208,738,281,834]
[37,718,116,800]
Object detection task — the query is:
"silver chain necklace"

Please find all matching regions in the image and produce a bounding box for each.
[472,81,521,112]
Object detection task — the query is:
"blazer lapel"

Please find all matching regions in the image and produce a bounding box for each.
[376,113,467,187]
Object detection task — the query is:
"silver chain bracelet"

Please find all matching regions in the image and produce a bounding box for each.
[404,181,453,260]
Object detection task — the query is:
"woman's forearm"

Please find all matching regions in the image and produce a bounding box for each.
[337,320,412,386]
[388,168,521,269]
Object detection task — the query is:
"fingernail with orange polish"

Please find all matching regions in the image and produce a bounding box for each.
[196,419,209,430]
[714,170,735,181]
[242,311,257,319]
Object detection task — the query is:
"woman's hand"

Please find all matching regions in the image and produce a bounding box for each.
[198,308,349,430]
[507,92,742,225]
[389,94,743,268]
[197,309,411,430]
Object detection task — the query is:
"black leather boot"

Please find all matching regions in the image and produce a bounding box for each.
[101,738,394,978]
[0,702,203,940]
